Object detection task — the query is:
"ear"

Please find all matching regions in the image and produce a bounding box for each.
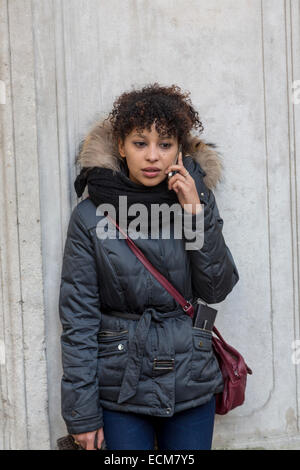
[118,138,126,158]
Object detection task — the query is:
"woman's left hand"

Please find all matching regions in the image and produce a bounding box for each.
[165,151,202,215]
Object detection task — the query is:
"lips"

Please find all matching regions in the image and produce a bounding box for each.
[142,167,161,172]
[142,168,161,178]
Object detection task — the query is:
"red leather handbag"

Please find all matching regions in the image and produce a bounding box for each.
[106,214,252,415]
[211,325,252,414]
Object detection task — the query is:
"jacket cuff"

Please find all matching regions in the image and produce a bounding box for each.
[65,414,104,435]
[62,390,104,434]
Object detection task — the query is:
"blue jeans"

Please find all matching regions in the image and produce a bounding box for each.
[102,395,216,450]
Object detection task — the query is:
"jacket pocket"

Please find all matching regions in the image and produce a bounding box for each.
[190,328,218,382]
[98,329,128,343]
[97,329,129,387]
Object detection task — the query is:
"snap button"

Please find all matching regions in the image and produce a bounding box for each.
[198,341,203,347]
[118,343,124,351]
[200,192,204,196]
[166,408,171,414]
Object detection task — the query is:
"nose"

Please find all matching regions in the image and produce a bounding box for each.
[146,143,159,162]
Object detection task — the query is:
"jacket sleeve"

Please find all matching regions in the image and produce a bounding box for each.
[58,205,103,434]
[184,179,239,304]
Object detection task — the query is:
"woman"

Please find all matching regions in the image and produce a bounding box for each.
[58,83,239,450]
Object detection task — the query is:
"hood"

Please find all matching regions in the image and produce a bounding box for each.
[76,119,224,190]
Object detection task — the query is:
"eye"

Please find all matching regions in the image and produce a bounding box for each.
[133,141,146,147]
[133,142,172,149]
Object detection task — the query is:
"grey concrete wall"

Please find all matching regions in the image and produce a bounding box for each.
[0,0,300,450]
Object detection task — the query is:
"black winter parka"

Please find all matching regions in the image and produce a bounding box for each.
[58,121,239,434]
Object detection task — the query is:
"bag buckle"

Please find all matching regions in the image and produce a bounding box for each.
[183,301,192,311]
[183,301,194,318]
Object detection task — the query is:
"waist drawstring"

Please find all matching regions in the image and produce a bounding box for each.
[102,307,186,404]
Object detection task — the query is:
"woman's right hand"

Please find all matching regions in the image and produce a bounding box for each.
[72,427,104,450]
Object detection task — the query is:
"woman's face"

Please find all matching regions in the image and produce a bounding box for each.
[118,122,179,186]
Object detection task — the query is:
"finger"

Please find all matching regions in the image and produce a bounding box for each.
[166,163,189,178]
[77,440,86,450]
[168,173,189,189]
[168,173,188,190]
[86,437,96,450]
[176,171,189,182]
[97,429,104,449]
[172,181,178,193]
[178,151,183,164]
[179,165,190,178]
[166,163,182,172]
[172,180,185,194]
[86,445,95,450]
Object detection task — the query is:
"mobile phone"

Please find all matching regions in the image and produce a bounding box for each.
[168,144,182,179]
[193,300,218,332]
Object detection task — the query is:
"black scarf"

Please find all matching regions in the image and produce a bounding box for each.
[74,162,181,229]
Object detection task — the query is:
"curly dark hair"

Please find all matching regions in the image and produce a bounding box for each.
[105,83,204,155]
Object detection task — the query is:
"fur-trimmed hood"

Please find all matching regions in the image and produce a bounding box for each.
[76,119,224,190]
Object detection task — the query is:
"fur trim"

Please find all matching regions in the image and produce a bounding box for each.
[76,119,224,190]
